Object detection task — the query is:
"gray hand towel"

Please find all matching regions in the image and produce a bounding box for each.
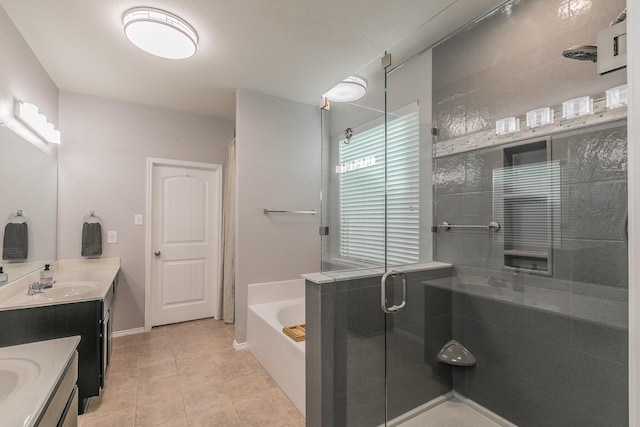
[3,222,28,260]
[82,222,102,257]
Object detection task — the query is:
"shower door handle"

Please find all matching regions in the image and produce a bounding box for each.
[381,271,407,313]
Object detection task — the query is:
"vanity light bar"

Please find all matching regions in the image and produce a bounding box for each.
[15,101,61,144]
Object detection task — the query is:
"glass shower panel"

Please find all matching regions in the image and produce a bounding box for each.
[320,73,386,275]
[431,121,628,426]
[428,0,628,424]
[321,64,390,427]
[382,50,453,426]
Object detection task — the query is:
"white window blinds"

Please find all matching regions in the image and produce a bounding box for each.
[338,104,420,265]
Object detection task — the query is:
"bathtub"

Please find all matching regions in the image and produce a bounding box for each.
[247,279,305,416]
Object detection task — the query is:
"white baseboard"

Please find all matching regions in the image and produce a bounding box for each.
[113,327,145,338]
[233,340,248,350]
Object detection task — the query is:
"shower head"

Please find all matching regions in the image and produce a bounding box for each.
[562,45,597,62]
[343,127,353,144]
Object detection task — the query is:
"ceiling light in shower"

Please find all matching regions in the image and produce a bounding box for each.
[123,7,198,59]
[323,76,367,102]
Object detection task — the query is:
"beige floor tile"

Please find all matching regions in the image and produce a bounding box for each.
[113,334,141,348]
[171,338,203,351]
[182,384,234,414]
[137,374,181,406]
[141,326,177,343]
[154,420,190,427]
[110,344,141,361]
[215,357,258,381]
[135,397,187,427]
[139,340,177,357]
[85,382,137,414]
[137,358,178,381]
[233,388,295,426]
[103,370,138,390]
[186,406,244,427]
[108,354,139,378]
[79,406,135,427]
[178,365,224,390]
[176,353,216,376]
[209,348,240,365]
[224,372,272,402]
[173,342,211,360]
[89,319,305,427]
[204,334,235,353]
[287,408,305,427]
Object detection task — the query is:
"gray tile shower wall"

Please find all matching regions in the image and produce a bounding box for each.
[449,290,628,426]
[305,267,453,427]
[432,0,626,142]
[432,0,628,424]
[432,122,628,426]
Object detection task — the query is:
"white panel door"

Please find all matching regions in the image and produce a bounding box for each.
[151,162,221,326]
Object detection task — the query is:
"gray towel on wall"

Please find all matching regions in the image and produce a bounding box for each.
[3,222,28,261]
[82,222,102,257]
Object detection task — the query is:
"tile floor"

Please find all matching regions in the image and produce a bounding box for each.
[78,318,305,427]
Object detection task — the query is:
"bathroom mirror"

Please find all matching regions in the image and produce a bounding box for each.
[0,125,57,283]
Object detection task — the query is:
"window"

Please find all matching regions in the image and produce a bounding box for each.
[338,104,420,265]
[493,138,560,274]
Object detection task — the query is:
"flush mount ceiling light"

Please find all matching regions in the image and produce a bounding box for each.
[323,76,368,102]
[123,7,198,59]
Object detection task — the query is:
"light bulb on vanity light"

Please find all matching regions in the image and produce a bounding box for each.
[16,101,61,144]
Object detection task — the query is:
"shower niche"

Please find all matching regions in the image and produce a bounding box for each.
[494,138,559,275]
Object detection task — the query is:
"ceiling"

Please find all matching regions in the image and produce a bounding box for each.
[0,0,502,121]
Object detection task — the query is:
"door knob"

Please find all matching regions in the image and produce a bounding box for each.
[154,251,161,256]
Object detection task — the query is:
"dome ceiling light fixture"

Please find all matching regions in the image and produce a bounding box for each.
[123,7,198,59]
[323,76,368,102]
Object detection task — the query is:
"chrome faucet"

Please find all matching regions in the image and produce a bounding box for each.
[27,280,55,295]
[27,282,43,295]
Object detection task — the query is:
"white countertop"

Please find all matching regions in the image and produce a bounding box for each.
[0,258,120,311]
[303,261,453,284]
[0,336,80,427]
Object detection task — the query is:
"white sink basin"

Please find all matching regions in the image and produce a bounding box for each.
[0,358,40,404]
[42,282,101,299]
[4,281,101,305]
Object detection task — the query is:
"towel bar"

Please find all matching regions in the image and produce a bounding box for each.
[439,221,500,232]
[263,209,316,215]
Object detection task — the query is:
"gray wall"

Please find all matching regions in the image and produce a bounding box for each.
[0,5,58,157]
[58,92,234,332]
[235,89,321,344]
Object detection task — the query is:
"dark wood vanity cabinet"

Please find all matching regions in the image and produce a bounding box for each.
[0,280,115,413]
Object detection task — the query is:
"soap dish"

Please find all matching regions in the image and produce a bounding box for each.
[437,340,476,366]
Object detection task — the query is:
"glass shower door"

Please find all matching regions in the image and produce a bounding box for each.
[381,51,454,426]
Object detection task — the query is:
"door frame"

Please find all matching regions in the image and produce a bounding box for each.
[144,157,223,332]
